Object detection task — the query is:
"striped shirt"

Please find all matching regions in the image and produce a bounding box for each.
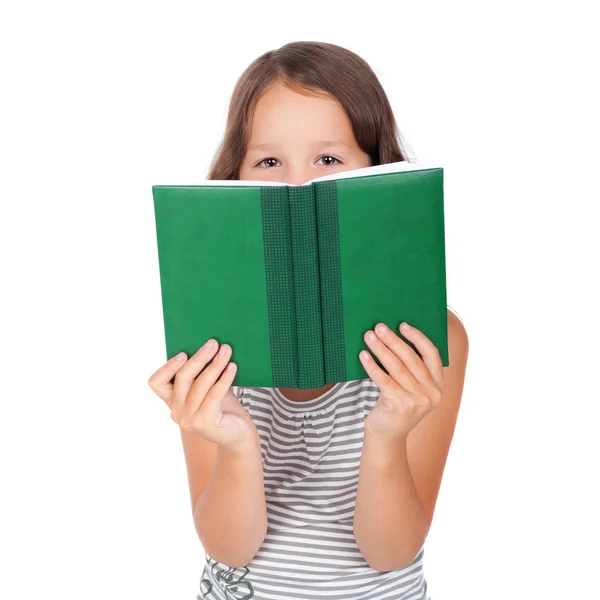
[198,378,431,600]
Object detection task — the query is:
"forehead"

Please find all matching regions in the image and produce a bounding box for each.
[247,81,357,149]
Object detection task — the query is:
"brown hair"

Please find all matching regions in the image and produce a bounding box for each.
[207,41,414,180]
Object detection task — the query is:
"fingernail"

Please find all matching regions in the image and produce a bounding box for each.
[219,344,229,355]
[175,352,186,362]
[402,322,411,331]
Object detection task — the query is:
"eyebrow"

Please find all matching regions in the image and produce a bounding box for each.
[247,140,353,152]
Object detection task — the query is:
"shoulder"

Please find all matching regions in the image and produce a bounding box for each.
[447,306,469,358]
[439,306,469,419]
[443,306,469,402]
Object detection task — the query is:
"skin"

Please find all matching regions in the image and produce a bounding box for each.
[239,80,469,570]
[239,79,372,401]
[149,78,469,571]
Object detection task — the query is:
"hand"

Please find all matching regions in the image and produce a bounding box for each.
[359,322,445,444]
[147,338,259,455]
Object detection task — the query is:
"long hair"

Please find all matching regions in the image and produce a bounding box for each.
[207,41,414,180]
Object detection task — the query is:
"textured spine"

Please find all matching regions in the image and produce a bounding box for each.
[315,181,346,384]
[261,186,298,387]
[262,182,345,388]
[288,185,325,388]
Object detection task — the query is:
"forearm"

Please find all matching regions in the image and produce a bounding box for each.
[194,442,267,567]
[353,432,429,572]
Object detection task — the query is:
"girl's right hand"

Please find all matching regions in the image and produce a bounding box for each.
[147,338,260,455]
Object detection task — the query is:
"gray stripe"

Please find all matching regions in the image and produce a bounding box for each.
[211,563,425,600]
[250,397,372,425]
[247,384,375,417]
[201,379,428,599]
[252,418,373,437]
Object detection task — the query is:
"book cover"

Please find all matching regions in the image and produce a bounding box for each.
[152,160,448,389]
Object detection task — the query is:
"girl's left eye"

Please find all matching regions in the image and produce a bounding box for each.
[317,155,341,166]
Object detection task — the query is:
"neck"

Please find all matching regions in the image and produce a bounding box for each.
[277,383,336,402]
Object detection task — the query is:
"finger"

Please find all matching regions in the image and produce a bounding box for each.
[184,343,234,420]
[171,339,220,417]
[372,322,432,384]
[363,329,419,393]
[186,357,239,430]
[221,385,250,420]
[358,347,406,399]
[397,322,444,388]
[147,352,189,407]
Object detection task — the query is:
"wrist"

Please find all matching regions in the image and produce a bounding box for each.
[218,436,262,462]
[361,430,408,471]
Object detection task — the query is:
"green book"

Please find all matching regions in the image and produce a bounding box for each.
[152,160,448,389]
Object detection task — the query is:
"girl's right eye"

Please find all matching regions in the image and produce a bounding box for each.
[256,158,281,168]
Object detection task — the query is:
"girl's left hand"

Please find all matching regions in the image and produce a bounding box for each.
[360,321,446,444]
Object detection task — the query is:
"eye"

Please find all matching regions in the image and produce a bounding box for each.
[256,155,343,168]
[317,155,342,166]
[256,158,281,168]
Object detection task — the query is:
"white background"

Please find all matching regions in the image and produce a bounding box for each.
[2,1,598,599]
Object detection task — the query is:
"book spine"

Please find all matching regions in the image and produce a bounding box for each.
[288,185,325,389]
[261,182,347,388]
[315,181,346,383]
[261,186,299,387]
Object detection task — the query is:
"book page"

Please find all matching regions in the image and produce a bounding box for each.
[301,160,435,185]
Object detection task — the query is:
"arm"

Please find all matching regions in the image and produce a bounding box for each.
[194,440,268,568]
[353,433,428,572]
[353,310,468,572]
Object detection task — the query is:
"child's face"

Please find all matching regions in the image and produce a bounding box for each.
[239,80,371,185]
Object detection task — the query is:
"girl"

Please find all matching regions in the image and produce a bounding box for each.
[148,41,469,600]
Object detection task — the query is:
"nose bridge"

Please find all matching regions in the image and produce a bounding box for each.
[284,163,313,187]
